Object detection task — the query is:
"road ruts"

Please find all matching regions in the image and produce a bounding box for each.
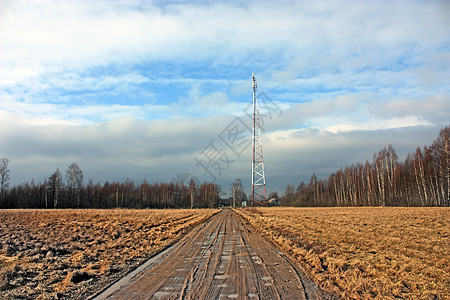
[93,208,335,300]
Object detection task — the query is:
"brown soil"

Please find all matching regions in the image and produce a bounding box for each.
[0,208,219,299]
[94,208,337,300]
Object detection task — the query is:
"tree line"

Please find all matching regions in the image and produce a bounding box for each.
[0,161,221,209]
[283,126,449,207]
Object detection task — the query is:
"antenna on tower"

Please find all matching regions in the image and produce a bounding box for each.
[251,72,267,206]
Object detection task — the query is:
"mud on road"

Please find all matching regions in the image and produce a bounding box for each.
[93,208,336,300]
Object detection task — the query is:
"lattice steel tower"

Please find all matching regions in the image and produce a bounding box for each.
[251,72,267,206]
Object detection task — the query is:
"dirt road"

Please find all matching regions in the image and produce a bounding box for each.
[93,208,335,300]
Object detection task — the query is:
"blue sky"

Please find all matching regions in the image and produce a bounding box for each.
[0,0,449,195]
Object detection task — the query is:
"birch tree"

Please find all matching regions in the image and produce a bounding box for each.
[66,162,83,207]
[0,158,10,202]
[48,168,63,208]
[414,148,428,206]
[435,126,449,206]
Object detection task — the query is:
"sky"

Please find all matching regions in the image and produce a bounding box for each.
[0,0,449,196]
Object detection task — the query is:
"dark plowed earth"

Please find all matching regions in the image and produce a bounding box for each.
[93,208,337,300]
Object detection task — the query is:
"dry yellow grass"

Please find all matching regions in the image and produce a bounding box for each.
[0,208,219,299]
[237,207,449,299]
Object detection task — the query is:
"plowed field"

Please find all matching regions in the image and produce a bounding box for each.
[237,207,449,299]
[0,209,219,299]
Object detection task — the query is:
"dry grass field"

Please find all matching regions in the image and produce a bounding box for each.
[0,208,219,299]
[237,207,449,299]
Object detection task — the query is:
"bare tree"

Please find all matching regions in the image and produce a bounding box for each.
[189,179,197,209]
[0,158,10,201]
[435,126,449,206]
[230,178,246,207]
[413,148,428,206]
[66,162,83,208]
[48,168,63,208]
[283,184,295,204]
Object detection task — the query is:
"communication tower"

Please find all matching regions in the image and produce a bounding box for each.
[251,72,267,206]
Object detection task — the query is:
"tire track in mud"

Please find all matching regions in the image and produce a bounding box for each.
[93,208,336,300]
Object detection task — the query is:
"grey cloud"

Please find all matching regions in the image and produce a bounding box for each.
[261,125,445,194]
[1,114,239,184]
[1,111,445,197]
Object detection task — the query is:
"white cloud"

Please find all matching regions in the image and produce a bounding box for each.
[260,93,448,136]
[2,1,448,84]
